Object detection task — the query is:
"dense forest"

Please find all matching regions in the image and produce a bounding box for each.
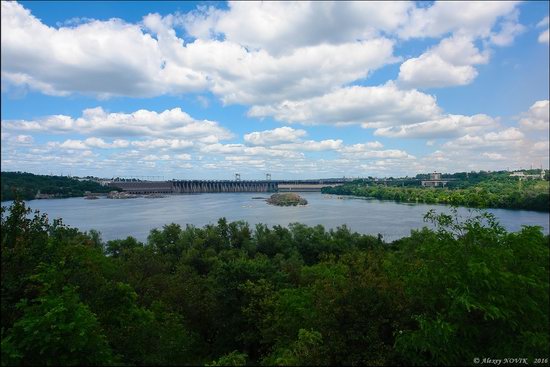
[1,199,548,365]
[1,172,118,201]
[323,174,549,212]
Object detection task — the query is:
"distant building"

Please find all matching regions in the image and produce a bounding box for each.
[430,172,442,181]
[421,172,448,187]
[97,179,113,186]
[510,170,545,180]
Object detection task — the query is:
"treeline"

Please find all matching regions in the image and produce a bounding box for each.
[323,179,549,212]
[414,170,513,183]
[1,171,117,201]
[357,170,548,189]
[441,170,549,189]
[1,199,548,365]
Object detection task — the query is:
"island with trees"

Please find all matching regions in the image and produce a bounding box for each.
[1,199,548,365]
[266,192,308,206]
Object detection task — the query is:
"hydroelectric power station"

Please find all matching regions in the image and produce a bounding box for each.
[107,178,346,194]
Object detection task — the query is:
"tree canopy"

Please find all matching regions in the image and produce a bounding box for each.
[323,174,549,212]
[1,172,118,202]
[1,199,548,365]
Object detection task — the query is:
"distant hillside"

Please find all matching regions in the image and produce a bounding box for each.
[1,171,116,201]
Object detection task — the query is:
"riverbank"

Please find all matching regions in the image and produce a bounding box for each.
[322,180,549,212]
[1,171,118,202]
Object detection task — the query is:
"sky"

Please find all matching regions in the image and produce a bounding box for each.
[1,1,549,180]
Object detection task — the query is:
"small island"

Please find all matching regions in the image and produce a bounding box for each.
[266,192,308,206]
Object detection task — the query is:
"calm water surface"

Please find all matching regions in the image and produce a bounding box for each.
[3,192,549,242]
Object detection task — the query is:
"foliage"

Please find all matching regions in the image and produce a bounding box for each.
[206,350,248,366]
[263,329,326,366]
[389,209,549,365]
[323,173,549,212]
[2,287,114,366]
[1,199,548,365]
[267,193,308,206]
[1,171,119,201]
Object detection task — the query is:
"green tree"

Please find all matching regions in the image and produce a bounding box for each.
[262,329,327,366]
[391,210,549,365]
[1,286,114,366]
[206,350,247,366]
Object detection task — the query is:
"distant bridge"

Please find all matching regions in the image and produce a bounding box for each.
[108,179,347,194]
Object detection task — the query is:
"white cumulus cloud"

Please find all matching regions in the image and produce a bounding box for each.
[519,100,549,131]
[244,126,307,146]
[249,82,441,126]
[272,139,343,152]
[14,134,34,145]
[2,107,233,141]
[373,114,498,139]
[537,16,549,44]
[1,2,398,105]
[181,1,413,55]
[398,1,521,40]
[398,36,490,88]
[1,2,207,98]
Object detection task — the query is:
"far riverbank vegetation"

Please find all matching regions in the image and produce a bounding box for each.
[323,170,549,212]
[1,171,119,202]
[1,199,548,365]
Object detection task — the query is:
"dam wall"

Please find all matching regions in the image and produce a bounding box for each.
[109,179,345,194]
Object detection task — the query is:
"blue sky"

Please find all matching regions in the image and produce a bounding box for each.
[1,1,548,179]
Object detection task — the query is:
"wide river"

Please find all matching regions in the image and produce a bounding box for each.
[3,192,549,242]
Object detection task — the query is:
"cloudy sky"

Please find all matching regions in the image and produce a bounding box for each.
[1,1,548,179]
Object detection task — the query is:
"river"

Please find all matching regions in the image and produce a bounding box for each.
[2,192,548,242]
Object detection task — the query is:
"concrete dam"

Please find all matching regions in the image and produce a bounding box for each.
[108,179,345,194]
[173,180,278,193]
